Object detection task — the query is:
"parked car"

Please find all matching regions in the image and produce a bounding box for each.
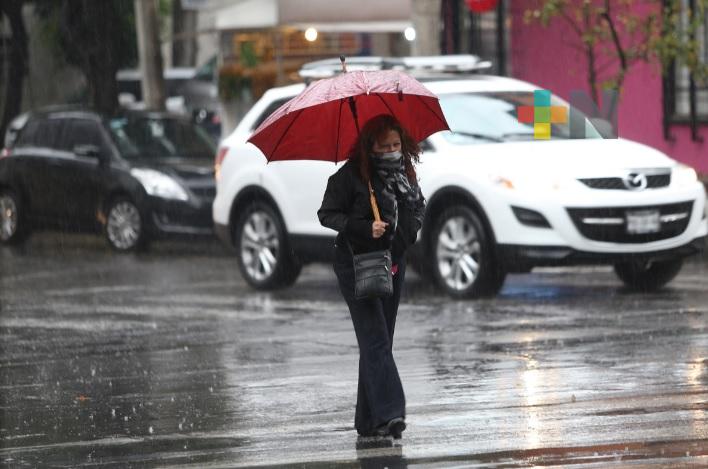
[0,108,217,251]
[176,56,222,142]
[213,57,707,297]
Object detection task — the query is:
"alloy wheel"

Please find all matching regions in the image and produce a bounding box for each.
[0,194,18,242]
[107,201,142,250]
[436,215,482,292]
[240,210,280,282]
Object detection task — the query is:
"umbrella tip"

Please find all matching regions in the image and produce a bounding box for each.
[339,55,347,73]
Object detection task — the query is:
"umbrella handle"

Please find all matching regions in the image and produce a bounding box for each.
[368,181,382,222]
[339,55,347,73]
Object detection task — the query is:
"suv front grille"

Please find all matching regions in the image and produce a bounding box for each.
[567,201,693,243]
[578,174,671,190]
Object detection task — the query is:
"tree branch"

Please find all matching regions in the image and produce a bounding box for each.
[601,0,628,74]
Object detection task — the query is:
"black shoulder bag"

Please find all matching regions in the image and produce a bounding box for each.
[347,181,394,300]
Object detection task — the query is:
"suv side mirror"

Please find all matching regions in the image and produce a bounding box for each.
[74,144,101,158]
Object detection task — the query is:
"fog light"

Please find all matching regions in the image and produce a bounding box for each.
[512,206,551,228]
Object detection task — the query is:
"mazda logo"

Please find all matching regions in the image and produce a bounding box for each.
[623,172,648,191]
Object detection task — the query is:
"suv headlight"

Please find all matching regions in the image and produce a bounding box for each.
[672,164,697,188]
[490,173,569,191]
[131,168,189,201]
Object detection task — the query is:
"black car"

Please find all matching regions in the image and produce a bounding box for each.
[0,108,217,251]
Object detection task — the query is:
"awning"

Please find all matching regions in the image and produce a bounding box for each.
[287,21,412,33]
[215,0,412,32]
[215,0,279,30]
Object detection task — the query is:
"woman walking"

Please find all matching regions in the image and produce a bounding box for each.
[318,114,426,439]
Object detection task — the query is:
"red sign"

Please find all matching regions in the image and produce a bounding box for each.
[465,0,499,13]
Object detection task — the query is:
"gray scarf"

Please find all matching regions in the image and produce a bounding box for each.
[371,151,422,233]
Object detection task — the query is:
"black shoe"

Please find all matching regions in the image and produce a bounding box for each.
[386,417,406,439]
[357,425,389,438]
[372,423,390,437]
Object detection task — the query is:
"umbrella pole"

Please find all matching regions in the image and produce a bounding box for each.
[341,56,361,134]
[347,96,360,134]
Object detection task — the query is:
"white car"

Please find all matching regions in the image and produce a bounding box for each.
[213,70,707,298]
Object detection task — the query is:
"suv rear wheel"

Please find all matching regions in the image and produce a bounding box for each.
[614,259,683,291]
[234,201,301,289]
[0,189,30,245]
[428,205,506,298]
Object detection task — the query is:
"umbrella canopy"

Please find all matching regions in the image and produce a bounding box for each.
[247,69,449,162]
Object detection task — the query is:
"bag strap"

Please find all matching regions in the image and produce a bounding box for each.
[368,180,381,222]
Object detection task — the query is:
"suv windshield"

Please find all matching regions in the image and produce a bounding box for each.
[438,91,603,144]
[108,116,216,159]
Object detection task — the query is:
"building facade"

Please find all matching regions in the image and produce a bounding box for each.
[509,0,707,173]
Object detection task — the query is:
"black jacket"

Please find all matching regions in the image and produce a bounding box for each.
[318,161,426,260]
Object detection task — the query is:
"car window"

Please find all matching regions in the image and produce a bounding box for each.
[252,98,290,130]
[58,119,105,153]
[14,118,40,147]
[16,118,66,149]
[195,56,216,82]
[438,92,603,144]
[108,116,216,159]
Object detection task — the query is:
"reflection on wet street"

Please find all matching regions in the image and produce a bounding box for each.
[1,235,707,467]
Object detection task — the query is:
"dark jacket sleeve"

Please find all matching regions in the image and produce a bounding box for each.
[317,170,372,241]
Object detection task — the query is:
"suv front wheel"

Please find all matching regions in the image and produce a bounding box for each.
[428,205,506,298]
[234,201,301,289]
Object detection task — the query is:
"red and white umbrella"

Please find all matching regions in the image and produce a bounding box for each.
[248,67,449,163]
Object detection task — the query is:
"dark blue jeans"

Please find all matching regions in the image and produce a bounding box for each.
[334,245,407,435]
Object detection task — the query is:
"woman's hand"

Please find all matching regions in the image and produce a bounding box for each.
[372,221,388,239]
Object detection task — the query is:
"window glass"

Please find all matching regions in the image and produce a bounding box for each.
[672,6,708,118]
[252,98,289,130]
[195,56,216,82]
[438,92,603,144]
[58,119,104,153]
[21,118,65,149]
[14,119,40,147]
[107,116,216,160]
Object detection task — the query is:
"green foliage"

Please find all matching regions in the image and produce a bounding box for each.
[33,0,139,112]
[34,0,138,70]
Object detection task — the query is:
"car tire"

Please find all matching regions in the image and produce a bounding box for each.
[427,205,506,298]
[234,201,302,289]
[0,188,30,245]
[614,258,683,292]
[105,197,148,252]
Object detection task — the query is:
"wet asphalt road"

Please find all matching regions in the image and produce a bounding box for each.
[1,234,707,468]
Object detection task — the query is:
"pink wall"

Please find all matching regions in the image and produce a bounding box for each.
[509,1,707,173]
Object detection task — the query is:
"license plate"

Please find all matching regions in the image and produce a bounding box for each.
[626,210,660,234]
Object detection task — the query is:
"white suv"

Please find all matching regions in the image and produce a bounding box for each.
[213,64,707,298]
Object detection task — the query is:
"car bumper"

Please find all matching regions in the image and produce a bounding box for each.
[214,221,232,248]
[484,182,708,254]
[146,197,214,238]
[498,236,706,269]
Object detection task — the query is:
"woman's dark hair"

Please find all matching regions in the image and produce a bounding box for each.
[348,114,420,184]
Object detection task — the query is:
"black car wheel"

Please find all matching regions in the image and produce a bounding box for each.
[427,205,506,298]
[0,189,30,245]
[614,258,683,292]
[234,201,301,289]
[105,197,147,252]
